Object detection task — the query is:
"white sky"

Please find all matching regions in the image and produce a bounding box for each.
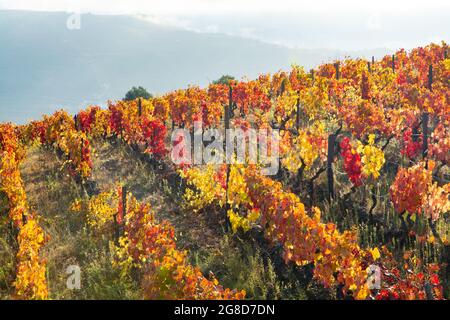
[1,0,449,15]
[1,0,449,50]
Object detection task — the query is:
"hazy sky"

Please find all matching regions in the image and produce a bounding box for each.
[1,0,449,15]
[1,0,449,49]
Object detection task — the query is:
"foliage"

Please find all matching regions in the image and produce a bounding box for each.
[124,86,152,101]
[213,75,236,85]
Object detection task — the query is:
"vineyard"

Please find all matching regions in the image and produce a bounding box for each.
[0,42,449,300]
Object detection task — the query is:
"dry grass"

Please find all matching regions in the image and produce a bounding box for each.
[17,145,140,299]
[90,139,225,252]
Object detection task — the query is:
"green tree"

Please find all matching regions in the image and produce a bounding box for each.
[213,75,235,85]
[124,86,152,101]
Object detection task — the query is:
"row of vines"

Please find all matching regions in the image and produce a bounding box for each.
[1,42,448,299]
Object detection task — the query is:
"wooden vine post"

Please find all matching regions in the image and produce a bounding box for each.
[392,54,395,72]
[372,56,375,65]
[280,78,286,96]
[327,134,336,201]
[121,186,127,233]
[367,61,371,74]
[422,65,432,163]
[74,115,79,131]
[115,186,127,243]
[224,85,232,226]
[79,138,84,187]
[310,69,315,83]
[334,62,340,80]
[296,90,301,130]
[80,137,84,158]
[361,71,369,100]
[428,64,433,92]
[138,98,142,117]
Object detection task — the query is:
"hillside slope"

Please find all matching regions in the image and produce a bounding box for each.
[1,139,305,299]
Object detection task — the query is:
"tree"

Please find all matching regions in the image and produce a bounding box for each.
[213,75,235,85]
[124,86,152,101]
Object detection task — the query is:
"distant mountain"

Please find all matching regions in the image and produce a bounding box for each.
[0,10,390,123]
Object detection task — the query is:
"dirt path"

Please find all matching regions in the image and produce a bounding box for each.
[90,139,224,252]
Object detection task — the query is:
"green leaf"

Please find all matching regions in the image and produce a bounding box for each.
[402,211,409,221]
